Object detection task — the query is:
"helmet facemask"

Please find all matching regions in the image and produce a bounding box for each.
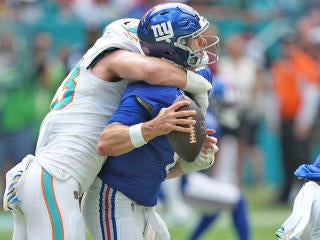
[175,17,219,68]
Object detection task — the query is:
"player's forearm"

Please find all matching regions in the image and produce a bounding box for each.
[110,50,188,88]
[97,123,135,156]
[97,121,161,156]
[139,57,187,89]
[166,161,184,179]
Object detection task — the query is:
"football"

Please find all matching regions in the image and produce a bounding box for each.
[167,94,206,162]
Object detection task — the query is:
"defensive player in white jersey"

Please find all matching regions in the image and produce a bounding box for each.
[2,7,217,240]
[82,3,220,240]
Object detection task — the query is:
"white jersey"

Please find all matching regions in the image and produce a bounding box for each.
[35,18,143,194]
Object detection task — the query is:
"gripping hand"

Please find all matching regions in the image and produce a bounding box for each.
[183,70,212,115]
[179,144,219,174]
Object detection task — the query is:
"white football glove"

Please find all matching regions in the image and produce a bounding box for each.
[183,70,212,115]
[3,154,34,211]
[179,144,219,174]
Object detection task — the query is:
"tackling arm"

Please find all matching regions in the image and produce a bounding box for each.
[91,49,212,113]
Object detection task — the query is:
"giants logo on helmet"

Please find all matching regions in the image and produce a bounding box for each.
[151,21,174,43]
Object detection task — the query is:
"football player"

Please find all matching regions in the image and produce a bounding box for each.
[276,153,320,240]
[81,3,220,240]
[3,5,218,240]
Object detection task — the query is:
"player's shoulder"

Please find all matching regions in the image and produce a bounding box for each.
[127,81,177,93]
[82,18,143,67]
[124,82,181,107]
[103,18,140,34]
[101,18,141,47]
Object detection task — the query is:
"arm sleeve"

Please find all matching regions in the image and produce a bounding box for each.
[108,96,151,125]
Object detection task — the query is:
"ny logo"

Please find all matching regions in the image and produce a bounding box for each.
[151,21,174,43]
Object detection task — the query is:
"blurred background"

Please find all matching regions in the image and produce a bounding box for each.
[0,0,319,239]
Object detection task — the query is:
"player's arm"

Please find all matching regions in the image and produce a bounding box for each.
[97,99,196,156]
[91,49,211,113]
[92,49,208,89]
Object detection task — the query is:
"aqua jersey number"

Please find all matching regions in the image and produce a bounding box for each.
[50,63,79,110]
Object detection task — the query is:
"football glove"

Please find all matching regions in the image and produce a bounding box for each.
[179,144,219,174]
[4,170,23,211]
[3,154,34,211]
[183,70,212,115]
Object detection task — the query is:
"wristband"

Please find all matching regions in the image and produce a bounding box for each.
[129,123,147,148]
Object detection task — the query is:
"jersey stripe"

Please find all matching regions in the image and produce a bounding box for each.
[105,186,112,239]
[99,184,106,240]
[110,189,117,240]
[100,185,118,240]
[41,169,64,240]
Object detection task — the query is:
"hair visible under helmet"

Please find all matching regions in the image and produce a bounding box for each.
[137,3,219,68]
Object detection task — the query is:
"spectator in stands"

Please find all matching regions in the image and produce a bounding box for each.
[271,31,319,204]
[216,32,265,186]
[0,30,35,208]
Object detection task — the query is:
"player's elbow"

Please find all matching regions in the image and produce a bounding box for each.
[97,137,124,156]
[140,64,159,80]
[97,124,117,156]
[97,140,108,156]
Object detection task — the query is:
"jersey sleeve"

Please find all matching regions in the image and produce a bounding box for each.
[109,82,180,126]
[108,96,151,125]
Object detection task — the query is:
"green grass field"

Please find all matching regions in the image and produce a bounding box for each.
[0,186,291,240]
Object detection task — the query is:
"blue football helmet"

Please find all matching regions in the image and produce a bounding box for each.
[137,3,219,68]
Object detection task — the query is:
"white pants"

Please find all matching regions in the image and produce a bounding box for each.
[12,160,85,240]
[277,181,320,240]
[183,172,241,212]
[81,178,170,240]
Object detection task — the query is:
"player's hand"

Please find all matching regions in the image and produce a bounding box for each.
[179,129,219,173]
[183,70,211,115]
[201,129,218,155]
[191,92,209,115]
[146,100,196,138]
[184,70,212,94]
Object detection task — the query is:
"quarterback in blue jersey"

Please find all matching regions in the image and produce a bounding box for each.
[103,67,214,207]
[82,66,218,240]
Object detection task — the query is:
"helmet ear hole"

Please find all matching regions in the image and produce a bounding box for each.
[165,51,175,56]
[189,57,197,65]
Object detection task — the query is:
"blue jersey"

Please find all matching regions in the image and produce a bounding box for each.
[98,66,213,206]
